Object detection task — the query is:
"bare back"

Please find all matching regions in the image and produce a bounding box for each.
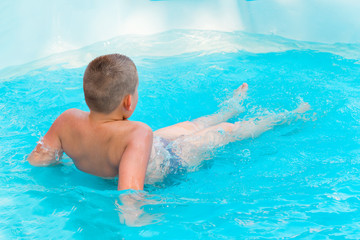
[59,109,142,177]
[28,108,153,190]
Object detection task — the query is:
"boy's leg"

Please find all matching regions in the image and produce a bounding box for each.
[154,83,248,140]
[191,83,248,128]
[172,102,311,168]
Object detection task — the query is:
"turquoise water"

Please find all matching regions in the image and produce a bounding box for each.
[1,32,360,238]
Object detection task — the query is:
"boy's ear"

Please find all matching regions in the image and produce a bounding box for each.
[123,94,132,111]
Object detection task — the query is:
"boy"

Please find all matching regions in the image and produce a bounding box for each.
[28,54,310,190]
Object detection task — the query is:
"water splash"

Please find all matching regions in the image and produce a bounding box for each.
[1,30,360,80]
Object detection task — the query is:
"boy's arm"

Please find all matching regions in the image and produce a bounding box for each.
[28,114,64,166]
[117,124,153,191]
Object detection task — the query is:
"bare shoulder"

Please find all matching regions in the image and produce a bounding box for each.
[128,121,153,140]
[131,121,152,132]
[109,121,153,146]
[54,108,86,124]
[59,108,85,119]
[109,121,153,168]
[111,121,153,149]
[44,109,86,138]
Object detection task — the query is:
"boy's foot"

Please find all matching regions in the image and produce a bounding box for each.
[293,102,311,113]
[222,82,248,104]
[233,83,248,98]
[219,82,248,118]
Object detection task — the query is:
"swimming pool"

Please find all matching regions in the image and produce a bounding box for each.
[1,29,360,238]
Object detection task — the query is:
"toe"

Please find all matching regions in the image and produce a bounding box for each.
[234,83,248,95]
[241,83,248,91]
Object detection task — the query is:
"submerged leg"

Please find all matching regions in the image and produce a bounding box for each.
[173,102,311,168]
[154,83,248,140]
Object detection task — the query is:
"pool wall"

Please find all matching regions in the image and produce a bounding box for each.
[1,0,360,69]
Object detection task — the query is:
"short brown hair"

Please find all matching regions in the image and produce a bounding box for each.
[83,54,138,113]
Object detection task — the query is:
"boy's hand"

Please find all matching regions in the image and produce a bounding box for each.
[117,124,153,191]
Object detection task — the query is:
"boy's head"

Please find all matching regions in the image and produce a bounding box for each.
[83,54,138,114]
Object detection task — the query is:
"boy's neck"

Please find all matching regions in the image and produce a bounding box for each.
[89,110,127,123]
